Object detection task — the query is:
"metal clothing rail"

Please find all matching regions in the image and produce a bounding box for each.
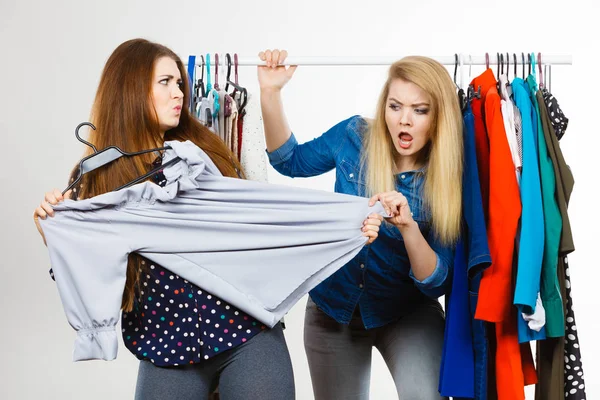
[187,55,572,66]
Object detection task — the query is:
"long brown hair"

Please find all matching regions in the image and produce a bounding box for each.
[362,56,463,245]
[74,39,244,311]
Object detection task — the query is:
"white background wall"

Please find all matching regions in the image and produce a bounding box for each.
[1,0,598,398]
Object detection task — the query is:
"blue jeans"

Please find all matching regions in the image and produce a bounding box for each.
[134,323,295,399]
[304,297,447,400]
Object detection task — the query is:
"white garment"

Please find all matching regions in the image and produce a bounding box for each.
[197,96,213,130]
[218,89,227,142]
[522,293,546,332]
[498,75,522,184]
[240,93,268,182]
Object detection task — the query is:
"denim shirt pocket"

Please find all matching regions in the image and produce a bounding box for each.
[338,159,366,195]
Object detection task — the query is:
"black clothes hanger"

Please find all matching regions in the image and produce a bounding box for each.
[63,122,181,194]
[225,53,248,113]
[454,53,459,86]
[214,53,221,91]
[497,53,501,78]
[468,84,482,102]
[113,155,181,192]
[454,54,467,112]
[495,53,502,92]
[196,55,206,99]
[538,52,544,88]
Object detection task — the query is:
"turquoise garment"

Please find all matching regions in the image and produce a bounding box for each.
[511,77,546,343]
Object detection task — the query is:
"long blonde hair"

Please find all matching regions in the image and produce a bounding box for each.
[362,56,463,245]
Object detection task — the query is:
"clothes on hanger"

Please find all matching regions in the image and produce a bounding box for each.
[451,56,586,400]
[542,89,569,141]
[239,93,268,182]
[535,87,584,400]
[498,74,521,183]
[439,101,491,399]
[191,55,268,183]
[511,76,547,343]
[526,74,563,340]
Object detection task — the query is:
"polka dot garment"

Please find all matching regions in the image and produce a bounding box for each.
[55,160,266,367]
[542,88,569,141]
[239,93,268,183]
[122,161,265,366]
[122,259,265,366]
[563,257,586,399]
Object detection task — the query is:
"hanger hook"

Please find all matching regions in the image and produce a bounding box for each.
[459,53,465,89]
[485,53,489,69]
[206,53,212,91]
[214,53,220,89]
[225,53,232,92]
[75,122,97,153]
[454,54,458,86]
[528,53,532,76]
[226,54,232,81]
[469,54,472,80]
[200,55,205,81]
[234,54,239,85]
[521,52,525,78]
[506,52,510,80]
[537,52,544,88]
[496,53,500,77]
[513,53,517,78]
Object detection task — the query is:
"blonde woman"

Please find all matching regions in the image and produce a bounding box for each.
[258,50,463,400]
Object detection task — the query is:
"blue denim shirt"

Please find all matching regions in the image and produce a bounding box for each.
[267,116,454,328]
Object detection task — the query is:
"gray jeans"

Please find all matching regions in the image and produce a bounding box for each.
[135,323,295,400]
[304,297,447,400]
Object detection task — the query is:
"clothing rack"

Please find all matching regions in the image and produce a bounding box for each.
[187,55,572,66]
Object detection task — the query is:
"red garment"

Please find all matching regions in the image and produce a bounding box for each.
[471,69,535,400]
[495,309,538,400]
[475,73,521,322]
